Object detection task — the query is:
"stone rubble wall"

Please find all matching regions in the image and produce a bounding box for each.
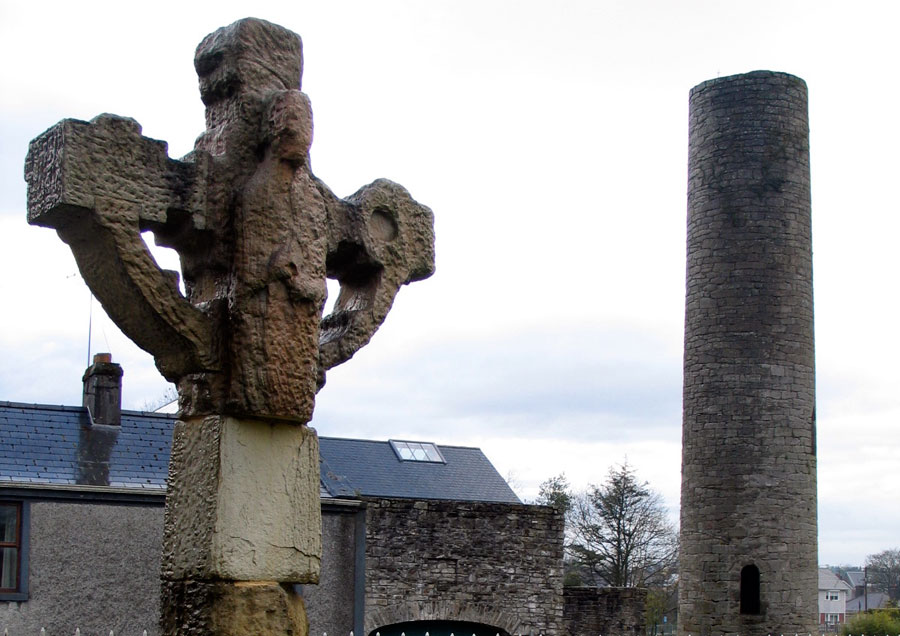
[363,499,565,636]
[562,587,647,636]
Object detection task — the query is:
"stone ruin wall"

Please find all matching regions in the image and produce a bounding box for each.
[680,71,818,636]
[562,587,647,636]
[363,499,565,636]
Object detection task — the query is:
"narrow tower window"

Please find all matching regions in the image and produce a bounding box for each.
[740,564,761,614]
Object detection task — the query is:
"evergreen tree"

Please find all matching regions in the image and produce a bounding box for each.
[567,462,677,587]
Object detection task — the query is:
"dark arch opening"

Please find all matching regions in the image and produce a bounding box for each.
[370,620,510,636]
[740,564,761,614]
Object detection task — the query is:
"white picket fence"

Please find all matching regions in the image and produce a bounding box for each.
[1,631,141,636]
[5,630,900,636]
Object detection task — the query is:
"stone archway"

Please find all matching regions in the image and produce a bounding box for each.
[366,602,521,636]
[369,619,510,636]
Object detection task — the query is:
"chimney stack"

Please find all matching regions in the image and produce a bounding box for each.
[82,353,123,426]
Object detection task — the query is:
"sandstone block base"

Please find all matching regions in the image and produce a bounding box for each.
[161,580,308,636]
[162,416,321,582]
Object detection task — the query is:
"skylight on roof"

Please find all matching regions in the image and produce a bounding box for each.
[389,440,445,463]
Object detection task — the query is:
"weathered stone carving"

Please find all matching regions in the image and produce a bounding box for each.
[25,17,435,423]
[25,17,434,636]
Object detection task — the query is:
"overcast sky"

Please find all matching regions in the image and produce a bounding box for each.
[1,1,898,567]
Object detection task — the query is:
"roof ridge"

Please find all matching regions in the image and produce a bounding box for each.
[0,401,180,420]
[121,409,179,419]
[0,401,85,412]
[318,435,481,450]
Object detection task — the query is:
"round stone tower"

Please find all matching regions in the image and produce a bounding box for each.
[679,71,818,636]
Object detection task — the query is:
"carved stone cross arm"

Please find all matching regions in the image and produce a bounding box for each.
[318,178,435,384]
[25,16,435,423]
[25,114,216,381]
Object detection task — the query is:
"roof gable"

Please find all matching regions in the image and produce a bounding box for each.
[846,571,866,588]
[818,568,853,591]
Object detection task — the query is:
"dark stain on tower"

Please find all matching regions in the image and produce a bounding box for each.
[679,71,818,636]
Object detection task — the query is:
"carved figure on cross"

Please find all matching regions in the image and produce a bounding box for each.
[26,17,435,424]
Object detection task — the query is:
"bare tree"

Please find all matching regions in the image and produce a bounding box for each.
[140,384,178,412]
[867,548,900,601]
[567,462,677,587]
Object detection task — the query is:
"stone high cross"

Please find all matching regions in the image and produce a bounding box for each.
[25,18,434,635]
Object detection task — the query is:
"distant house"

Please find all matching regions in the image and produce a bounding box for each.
[819,568,853,631]
[845,570,867,599]
[2,356,644,636]
[842,570,890,614]
[845,591,890,615]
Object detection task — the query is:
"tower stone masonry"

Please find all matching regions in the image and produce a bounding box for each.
[679,71,818,636]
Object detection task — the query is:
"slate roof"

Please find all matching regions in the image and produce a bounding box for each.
[0,401,170,490]
[846,570,866,589]
[0,401,519,504]
[846,591,889,612]
[819,568,853,591]
[319,437,520,503]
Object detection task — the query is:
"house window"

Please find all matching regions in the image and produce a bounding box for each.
[825,613,840,625]
[0,501,28,601]
[826,591,840,601]
[389,440,445,463]
[740,564,761,614]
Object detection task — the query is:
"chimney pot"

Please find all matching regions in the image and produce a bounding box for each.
[82,353,123,426]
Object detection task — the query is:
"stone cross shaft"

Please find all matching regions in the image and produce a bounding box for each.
[25,18,434,635]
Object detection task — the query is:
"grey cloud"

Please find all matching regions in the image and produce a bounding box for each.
[314,323,682,444]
